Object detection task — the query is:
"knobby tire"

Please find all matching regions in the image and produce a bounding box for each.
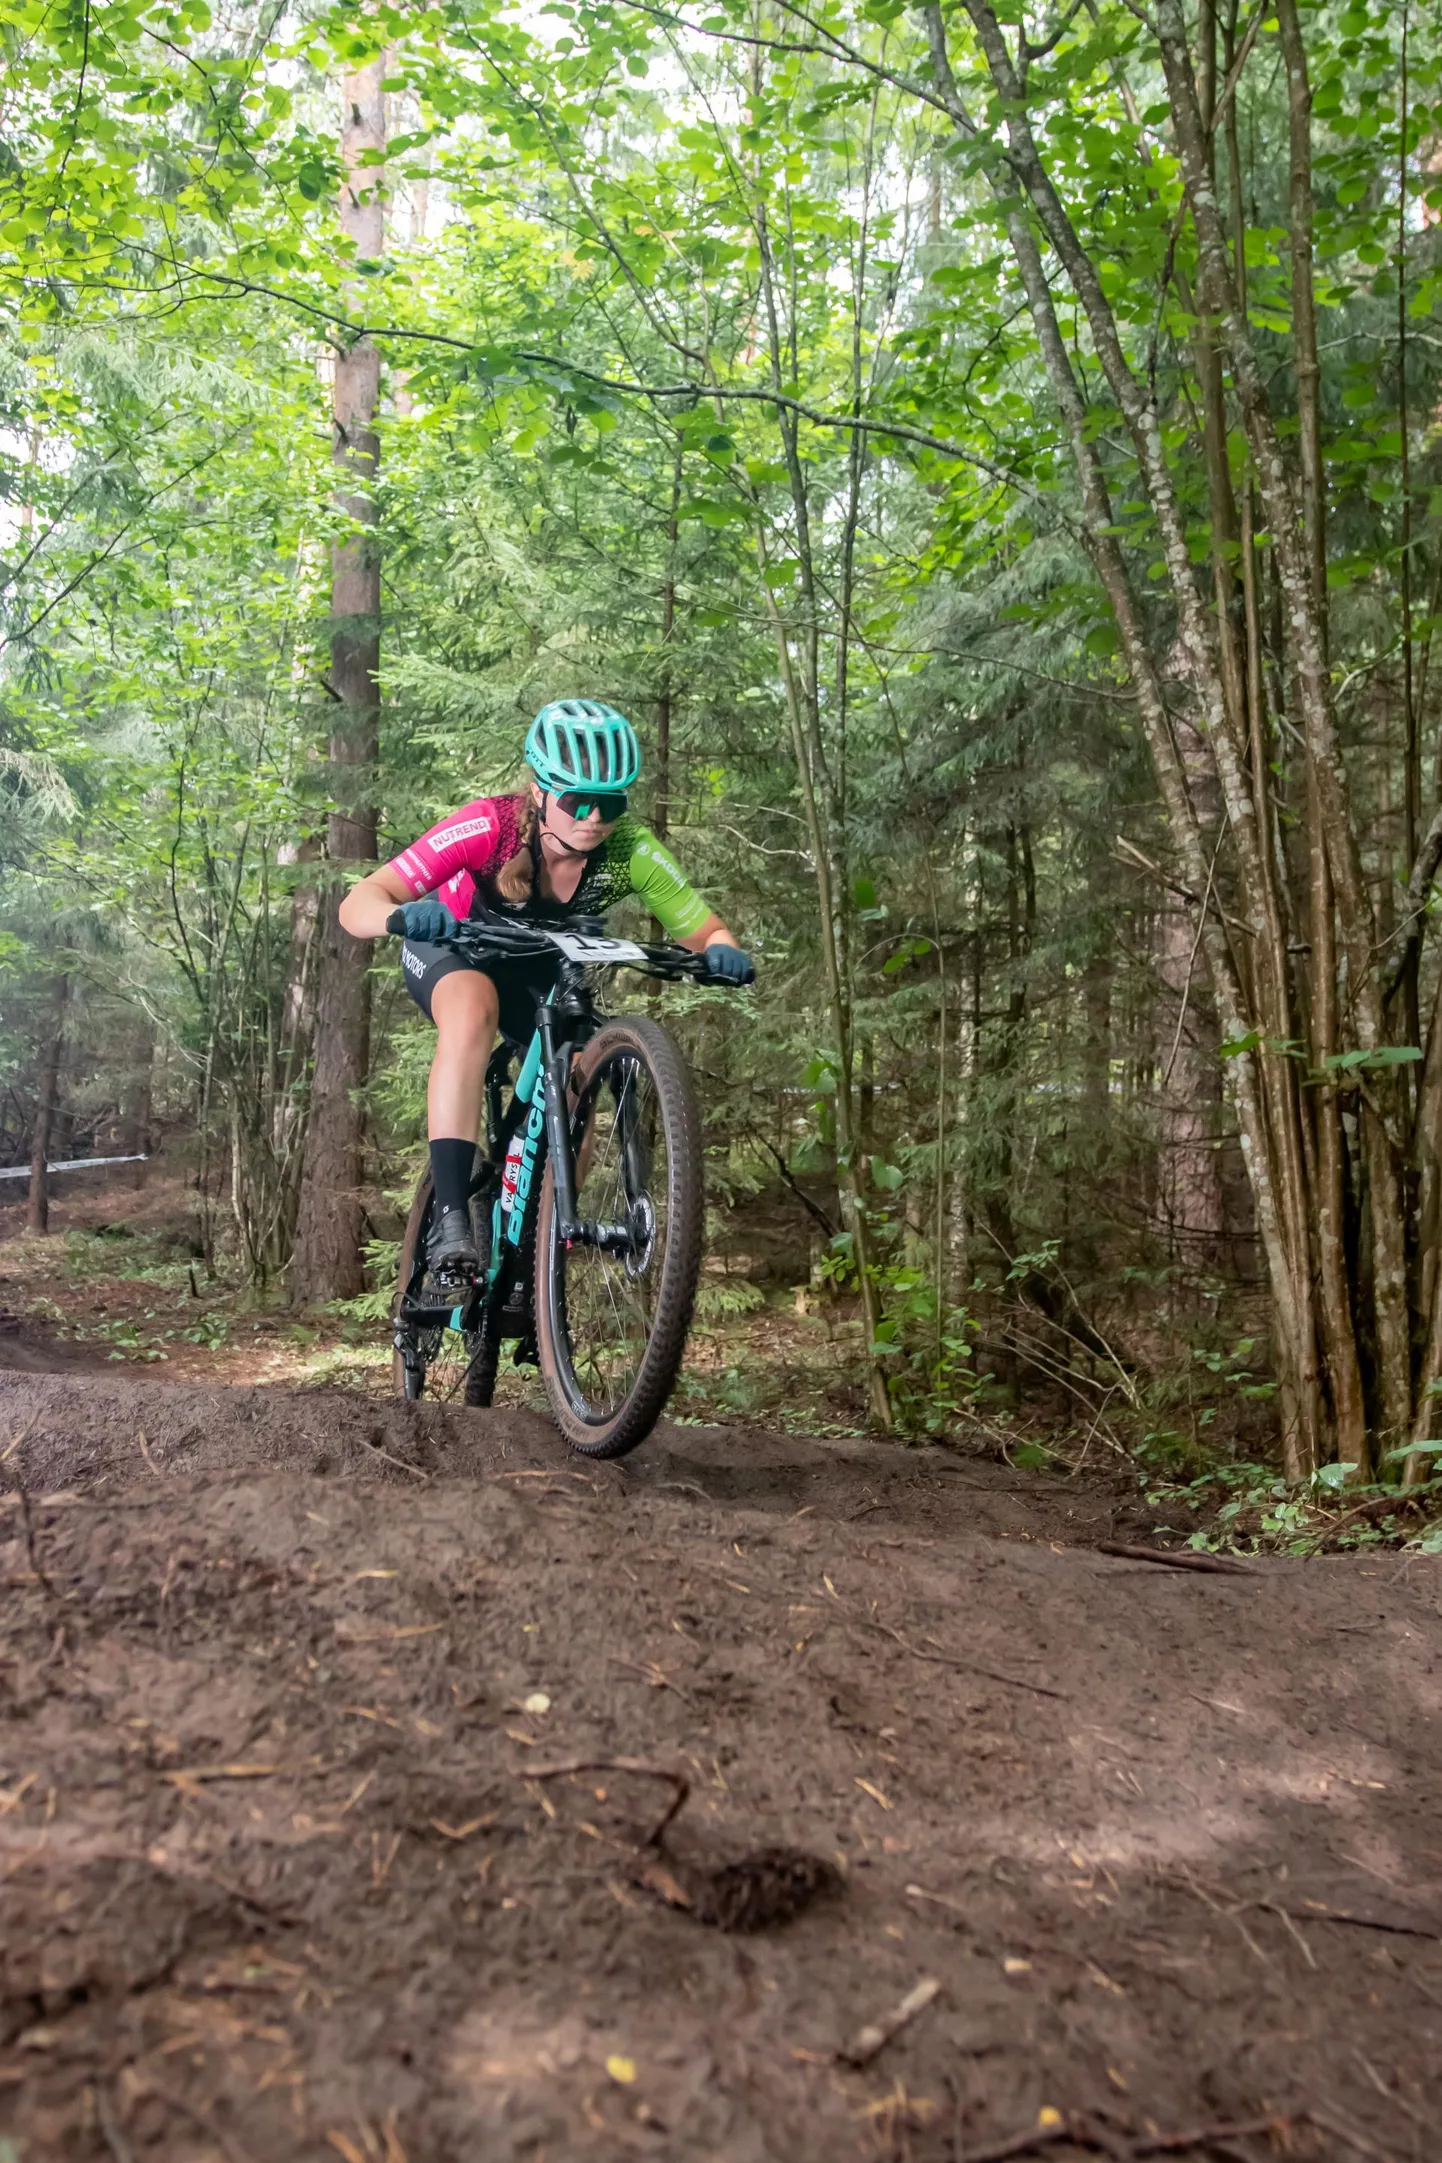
[534,1017,703,1457]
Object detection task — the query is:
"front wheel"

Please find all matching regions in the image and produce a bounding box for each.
[534,1018,703,1457]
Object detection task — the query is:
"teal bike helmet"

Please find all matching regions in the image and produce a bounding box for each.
[525,699,641,792]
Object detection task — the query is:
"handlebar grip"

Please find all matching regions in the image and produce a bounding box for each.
[385,908,409,937]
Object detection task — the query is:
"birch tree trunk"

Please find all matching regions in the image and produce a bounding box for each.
[1156,896,1224,1264]
[921,0,1380,1473]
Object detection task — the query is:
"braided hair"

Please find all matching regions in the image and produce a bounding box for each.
[494,782,539,905]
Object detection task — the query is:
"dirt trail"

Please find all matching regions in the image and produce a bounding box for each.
[1,1371,1439,2162]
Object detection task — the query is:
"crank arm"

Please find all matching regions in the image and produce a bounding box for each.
[399,1290,483,1329]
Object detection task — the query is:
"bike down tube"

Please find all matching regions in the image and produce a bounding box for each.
[501,1025,550,1255]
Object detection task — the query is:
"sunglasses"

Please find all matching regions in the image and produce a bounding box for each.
[552,789,628,821]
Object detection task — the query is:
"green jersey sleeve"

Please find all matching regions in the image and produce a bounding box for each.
[624,824,712,939]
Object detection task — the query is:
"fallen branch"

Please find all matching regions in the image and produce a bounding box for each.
[1309,1493,1418,1550]
[164,1762,280,1792]
[956,2122,1072,2163]
[0,1492,162,1512]
[357,1434,430,1482]
[1166,1866,1442,1947]
[522,1756,690,1847]
[1303,2105,1401,2161]
[1132,2117,1291,2156]
[838,1975,940,2067]
[855,1617,1069,1700]
[958,2110,1290,2161]
[0,1414,40,1466]
[1097,1542,1256,1577]
[1276,1899,1442,1944]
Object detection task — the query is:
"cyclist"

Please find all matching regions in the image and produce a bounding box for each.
[338,698,754,1270]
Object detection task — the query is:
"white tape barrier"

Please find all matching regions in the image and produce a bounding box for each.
[0,1153,150,1181]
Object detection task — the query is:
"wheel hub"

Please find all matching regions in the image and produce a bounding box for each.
[623,1193,656,1279]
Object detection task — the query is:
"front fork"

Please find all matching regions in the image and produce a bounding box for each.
[538,1005,583,1242]
[536,1009,641,1254]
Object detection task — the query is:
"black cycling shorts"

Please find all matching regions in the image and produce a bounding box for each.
[399,940,560,1045]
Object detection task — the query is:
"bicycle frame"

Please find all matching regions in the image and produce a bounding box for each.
[394,916,709,1359]
[495,959,595,1267]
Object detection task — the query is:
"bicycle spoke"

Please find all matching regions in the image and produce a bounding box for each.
[557,1049,671,1418]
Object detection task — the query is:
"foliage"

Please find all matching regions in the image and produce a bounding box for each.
[2,0,1440,1479]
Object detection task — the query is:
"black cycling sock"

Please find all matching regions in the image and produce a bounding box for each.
[429,1138,477,1219]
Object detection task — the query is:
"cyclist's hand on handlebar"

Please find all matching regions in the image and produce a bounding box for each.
[386,898,462,944]
[703,942,756,986]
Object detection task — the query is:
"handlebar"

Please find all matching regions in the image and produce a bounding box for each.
[384,908,725,983]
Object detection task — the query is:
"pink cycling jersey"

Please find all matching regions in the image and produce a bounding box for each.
[384,792,712,941]
[383,794,527,925]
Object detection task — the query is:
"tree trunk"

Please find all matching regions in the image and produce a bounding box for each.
[1152,0,1412,1456]
[27,974,69,1236]
[749,155,891,1428]
[921,0,1400,1474]
[279,833,323,1084]
[1156,895,1224,1262]
[654,439,682,847]
[120,1016,155,1190]
[1307,768,1368,1465]
[290,60,386,1304]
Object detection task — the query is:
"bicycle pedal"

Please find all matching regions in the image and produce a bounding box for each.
[512,1333,539,1369]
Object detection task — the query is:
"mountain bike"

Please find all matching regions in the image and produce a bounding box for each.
[388,911,732,1458]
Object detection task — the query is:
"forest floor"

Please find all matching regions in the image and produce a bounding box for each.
[0,1175,883,1437]
[1,1182,1441,2163]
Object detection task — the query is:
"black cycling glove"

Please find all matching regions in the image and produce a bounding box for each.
[394,898,461,945]
[704,943,756,986]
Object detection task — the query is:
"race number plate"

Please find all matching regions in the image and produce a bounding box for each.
[549,931,649,965]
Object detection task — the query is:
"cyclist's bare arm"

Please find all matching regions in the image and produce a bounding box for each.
[678,912,742,955]
[339,865,413,940]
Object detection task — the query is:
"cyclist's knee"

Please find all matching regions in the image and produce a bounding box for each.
[432,970,498,1046]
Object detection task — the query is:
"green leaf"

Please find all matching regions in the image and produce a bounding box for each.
[679,497,749,528]
[882,936,933,975]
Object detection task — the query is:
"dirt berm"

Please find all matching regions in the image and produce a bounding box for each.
[1,1370,1439,2161]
